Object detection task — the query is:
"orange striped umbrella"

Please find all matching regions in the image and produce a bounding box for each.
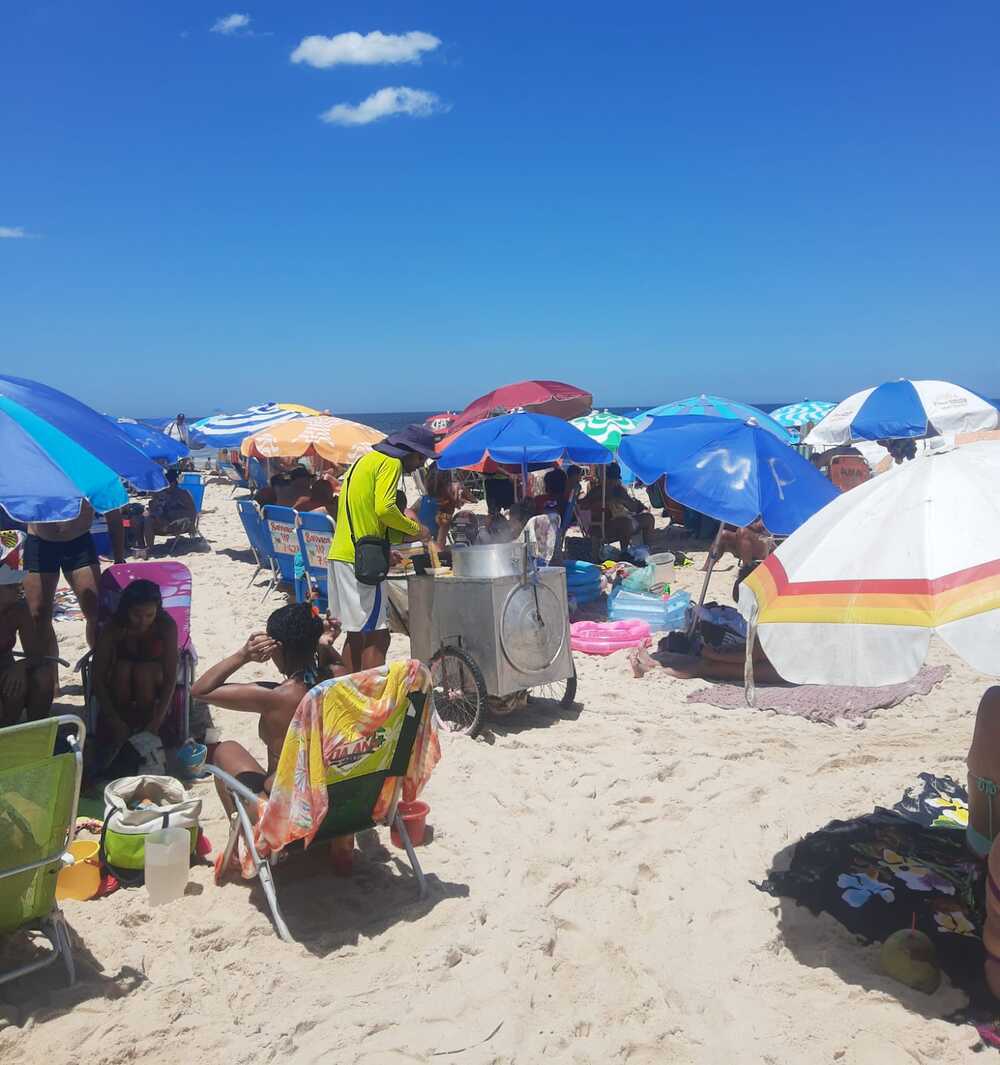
[241,415,382,465]
[739,441,1000,687]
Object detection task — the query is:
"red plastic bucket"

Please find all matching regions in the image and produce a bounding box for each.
[390,800,430,848]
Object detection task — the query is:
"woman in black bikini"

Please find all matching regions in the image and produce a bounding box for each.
[93,580,178,750]
[193,603,345,818]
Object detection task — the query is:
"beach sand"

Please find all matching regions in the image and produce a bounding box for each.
[0,481,992,1064]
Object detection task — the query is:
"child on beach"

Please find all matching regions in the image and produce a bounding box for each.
[93,579,179,750]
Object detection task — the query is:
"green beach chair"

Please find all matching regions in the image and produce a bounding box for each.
[0,715,86,986]
[206,669,432,943]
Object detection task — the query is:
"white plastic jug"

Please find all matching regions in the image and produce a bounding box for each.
[144,827,190,905]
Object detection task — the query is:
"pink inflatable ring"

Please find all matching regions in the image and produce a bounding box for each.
[570,619,651,655]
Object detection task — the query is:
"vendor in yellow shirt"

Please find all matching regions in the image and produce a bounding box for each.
[328,424,436,672]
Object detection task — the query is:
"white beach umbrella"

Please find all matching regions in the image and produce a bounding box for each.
[738,441,1000,687]
[806,379,998,447]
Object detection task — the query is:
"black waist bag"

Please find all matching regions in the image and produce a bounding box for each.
[343,464,391,586]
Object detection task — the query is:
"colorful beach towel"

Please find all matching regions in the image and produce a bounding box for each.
[687,665,949,726]
[242,659,440,877]
[757,774,1000,1049]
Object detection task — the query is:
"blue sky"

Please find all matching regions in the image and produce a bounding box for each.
[2,2,998,417]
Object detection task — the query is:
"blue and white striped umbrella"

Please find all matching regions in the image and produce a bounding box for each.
[806,379,999,447]
[768,400,835,429]
[641,394,793,443]
[191,403,315,448]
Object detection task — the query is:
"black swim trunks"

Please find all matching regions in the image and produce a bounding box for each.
[23,532,99,577]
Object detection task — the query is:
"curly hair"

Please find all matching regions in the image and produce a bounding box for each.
[114,579,163,625]
[266,602,324,661]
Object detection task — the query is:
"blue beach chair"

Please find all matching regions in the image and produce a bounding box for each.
[236,499,278,596]
[261,505,298,590]
[295,510,335,611]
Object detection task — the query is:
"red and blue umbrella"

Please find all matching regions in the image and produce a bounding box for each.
[437,412,611,471]
[0,375,166,523]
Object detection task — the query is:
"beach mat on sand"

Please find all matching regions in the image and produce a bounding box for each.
[687,665,949,726]
[756,774,1000,1051]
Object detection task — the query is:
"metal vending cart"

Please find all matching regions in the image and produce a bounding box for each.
[408,542,577,737]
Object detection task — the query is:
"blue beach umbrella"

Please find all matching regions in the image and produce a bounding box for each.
[114,418,190,464]
[437,412,612,470]
[642,394,793,444]
[192,402,316,448]
[619,416,837,536]
[0,375,167,523]
[806,379,999,447]
[768,400,835,429]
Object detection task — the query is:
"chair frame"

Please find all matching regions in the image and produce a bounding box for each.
[294,510,335,609]
[0,714,86,987]
[236,499,279,598]
[206,677,430,943]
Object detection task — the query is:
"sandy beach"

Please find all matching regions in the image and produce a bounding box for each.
[0,480,991,1064]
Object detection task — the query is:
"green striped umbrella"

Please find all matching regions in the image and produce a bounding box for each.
[570,410,637,452]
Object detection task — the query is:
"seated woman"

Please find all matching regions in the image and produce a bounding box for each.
[532,468,569,514]
[93,580,178,752]
[192,604,345,818]
[415,464,473,548]
[579,463,655,554]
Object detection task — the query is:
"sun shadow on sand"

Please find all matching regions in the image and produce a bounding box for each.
[0,938,146,1025]
[215,547,257,566]
[226,838,469,957]
[484,696,583,739]
[764,838,982,1028]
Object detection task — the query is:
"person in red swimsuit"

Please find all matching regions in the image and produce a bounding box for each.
[92,579,178,752]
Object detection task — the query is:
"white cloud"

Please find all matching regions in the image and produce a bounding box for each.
[291,30,440,69]
[320,87,447,127]
[211,13,250,35]
[0,226,30,239]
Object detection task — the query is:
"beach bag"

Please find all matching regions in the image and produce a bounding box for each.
[343,463,391,586]
[100,775,201,881]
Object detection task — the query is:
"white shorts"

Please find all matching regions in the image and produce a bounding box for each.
[327,560,388,634]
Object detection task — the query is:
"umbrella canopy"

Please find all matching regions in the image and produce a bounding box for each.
[241,415,382,466]
[0,374,166,522]
[641,394,793,443]
[768,400,835,429]
[424,412,456,436]
[739,442,1000,686]
[114,418,189,464]
[570,410,637,452]
[449,380,592,434]
[437,412,611,471]
[192,402,321,448]
[618,416,837,535]
[806,379,998,447]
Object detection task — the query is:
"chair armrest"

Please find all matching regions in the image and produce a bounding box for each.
[203,763,262,805]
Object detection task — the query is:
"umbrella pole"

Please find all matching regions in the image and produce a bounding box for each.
[687,522,726,637]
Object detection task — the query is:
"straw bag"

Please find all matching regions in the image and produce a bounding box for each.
[100,775,201,879]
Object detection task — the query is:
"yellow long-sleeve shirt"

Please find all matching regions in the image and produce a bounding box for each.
[328,450,420,565]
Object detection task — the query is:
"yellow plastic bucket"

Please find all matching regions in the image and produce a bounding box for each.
[55,840,101,901]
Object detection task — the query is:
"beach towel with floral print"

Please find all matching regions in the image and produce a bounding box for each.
[239,659,439,877]
[757,773,1000,1050]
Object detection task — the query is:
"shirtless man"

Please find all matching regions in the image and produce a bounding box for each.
[22,501,124,658]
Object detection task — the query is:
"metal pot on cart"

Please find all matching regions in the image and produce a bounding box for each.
[406,542,577,737]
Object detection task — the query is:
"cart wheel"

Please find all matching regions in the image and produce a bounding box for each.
[528,662,578,709]
[430,646,487,738]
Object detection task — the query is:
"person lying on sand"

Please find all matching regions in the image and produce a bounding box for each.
[193,603,346,819]
[628,638,783,684]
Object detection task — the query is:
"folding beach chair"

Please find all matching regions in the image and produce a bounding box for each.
[261,505,298,590]
[206,665,433,942]
[78,562,196,750]
[220,463,250,496]
[0,714,86,987]
[294,510,335,612]
[236,499,278,596]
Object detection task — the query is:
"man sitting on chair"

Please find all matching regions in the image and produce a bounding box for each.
[137,469,196,558]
